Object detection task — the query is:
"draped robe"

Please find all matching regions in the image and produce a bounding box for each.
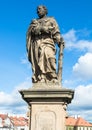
[26,17,62,82]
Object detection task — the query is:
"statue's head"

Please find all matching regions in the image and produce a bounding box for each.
[37,5,48,18]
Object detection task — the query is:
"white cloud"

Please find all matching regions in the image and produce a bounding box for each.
[73,52,92,80]
[68,84,92,122]
[63,29,77,43]
[0,78,32,115]
[0,76,92,121]
[0,90,27,115]
[62,29,92,121]
[68,109,92,122]
[63,29,92,52]
[73,84,92,107]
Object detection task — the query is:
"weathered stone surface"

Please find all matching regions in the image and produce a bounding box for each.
[19,87,74,130]
[26,5,64,84]
[31,104,66,130]
[19,87,74,104]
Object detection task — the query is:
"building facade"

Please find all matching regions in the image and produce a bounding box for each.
[66,116,92,130]
[0,113,92,130]
[0,114,14,130]
[0,114,28,130]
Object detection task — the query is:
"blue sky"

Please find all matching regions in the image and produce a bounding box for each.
[0,0,92,122]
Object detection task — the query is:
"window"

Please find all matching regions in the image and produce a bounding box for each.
[21,129,24,130]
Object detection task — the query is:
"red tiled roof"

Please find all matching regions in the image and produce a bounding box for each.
[0,114,12,127]
[66,117,77,126]
[66,117,92,127]
[1,114,92,127]
[0,114,28,127]
[10,116,28,126]
[0,114,8,120]
[75,117,92,127]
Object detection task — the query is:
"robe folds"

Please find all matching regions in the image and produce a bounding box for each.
[26,17,62,82]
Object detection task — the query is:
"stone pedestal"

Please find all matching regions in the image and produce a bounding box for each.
[19,85,74,130]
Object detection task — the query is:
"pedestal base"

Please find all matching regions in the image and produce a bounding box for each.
[19,86,74,130]
[30,103,66,130]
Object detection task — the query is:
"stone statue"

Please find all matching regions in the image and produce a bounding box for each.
[26,5,64,84]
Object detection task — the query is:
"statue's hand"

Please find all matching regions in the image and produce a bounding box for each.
[35,26,41,35]
[31,25,41,35]
[40,26,49,33]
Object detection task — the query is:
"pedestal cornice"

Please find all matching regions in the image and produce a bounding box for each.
[19,86,74,104]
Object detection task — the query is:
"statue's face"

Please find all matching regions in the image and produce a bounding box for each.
[37,6,46,18]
